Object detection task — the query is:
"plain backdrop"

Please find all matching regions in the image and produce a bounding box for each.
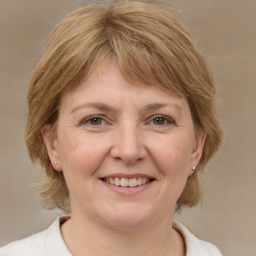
[0,1,256,256]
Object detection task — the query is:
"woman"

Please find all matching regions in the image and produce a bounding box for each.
[0,1,222,255]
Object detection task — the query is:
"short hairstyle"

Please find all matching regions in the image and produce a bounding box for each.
[25,0,222,213]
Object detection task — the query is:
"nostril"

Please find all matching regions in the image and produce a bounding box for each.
[110,132,147,164]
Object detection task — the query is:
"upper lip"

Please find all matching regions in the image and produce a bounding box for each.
[100,173,155,179]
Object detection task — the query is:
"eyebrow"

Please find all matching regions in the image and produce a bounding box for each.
[144,103,182,114]
[70,102,182,114]
[70,102,117,114]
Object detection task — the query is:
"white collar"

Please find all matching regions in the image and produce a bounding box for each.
[47,216,222,256]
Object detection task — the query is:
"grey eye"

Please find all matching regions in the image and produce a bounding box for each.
[90,117,103,125]
[152,117,166,125]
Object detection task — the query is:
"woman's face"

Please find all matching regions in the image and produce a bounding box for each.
[44,61,205,229]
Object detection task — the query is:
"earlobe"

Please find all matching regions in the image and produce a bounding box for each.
[41,125,62,171]
[189,130,207,176]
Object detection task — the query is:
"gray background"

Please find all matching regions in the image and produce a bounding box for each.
[0,1,255,256]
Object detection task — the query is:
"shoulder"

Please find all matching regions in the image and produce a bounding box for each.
[0,231,46,256]
[0,216,71,256]
[173,220,222,256]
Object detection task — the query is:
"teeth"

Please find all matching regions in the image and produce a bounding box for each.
[128,178,137,187]
[114,177,120,186]
[104,177,151,187]
[120,178,129,187]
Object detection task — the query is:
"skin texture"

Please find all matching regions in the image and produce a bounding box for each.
[43,61,206,256]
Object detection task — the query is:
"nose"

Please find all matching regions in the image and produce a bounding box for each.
[110,123,147,165]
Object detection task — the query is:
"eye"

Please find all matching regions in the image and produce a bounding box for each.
[150,115,174,126]
[89,117,104,125]
[80,116,106,126]
[152,116,167,125]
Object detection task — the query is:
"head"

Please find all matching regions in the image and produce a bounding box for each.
[25,0,222,213]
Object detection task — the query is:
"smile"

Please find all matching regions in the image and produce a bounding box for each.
[102,177,152,187]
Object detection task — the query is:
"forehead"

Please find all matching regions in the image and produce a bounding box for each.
[60,61,189,112]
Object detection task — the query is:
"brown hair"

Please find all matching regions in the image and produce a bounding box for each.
[25,0,222,213]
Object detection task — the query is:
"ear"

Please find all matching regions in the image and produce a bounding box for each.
[188,129,207,176]
[41,125,62,172]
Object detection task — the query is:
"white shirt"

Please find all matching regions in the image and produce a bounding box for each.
[0,217,222,256]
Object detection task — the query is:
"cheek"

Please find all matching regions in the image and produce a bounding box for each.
[149,133,193,178]
[57,133,111,204]
[57,131,109,177]
[147,134,194,207]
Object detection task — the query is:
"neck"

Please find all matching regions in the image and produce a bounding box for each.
[61,212,185,256]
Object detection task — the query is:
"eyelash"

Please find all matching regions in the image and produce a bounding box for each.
[80,114,174,127]
[148,115,175,126]
[80,115,107,126]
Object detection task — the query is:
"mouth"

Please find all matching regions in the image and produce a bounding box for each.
[101,177,154,187]
[100,174,156,195]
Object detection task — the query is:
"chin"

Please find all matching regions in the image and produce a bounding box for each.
[96,203,156,230]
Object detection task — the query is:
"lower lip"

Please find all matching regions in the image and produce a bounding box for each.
[101,180,154,196]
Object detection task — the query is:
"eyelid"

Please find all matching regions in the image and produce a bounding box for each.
[147,114,175,125]
[79,114,175,127]
[80,115,108,126]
